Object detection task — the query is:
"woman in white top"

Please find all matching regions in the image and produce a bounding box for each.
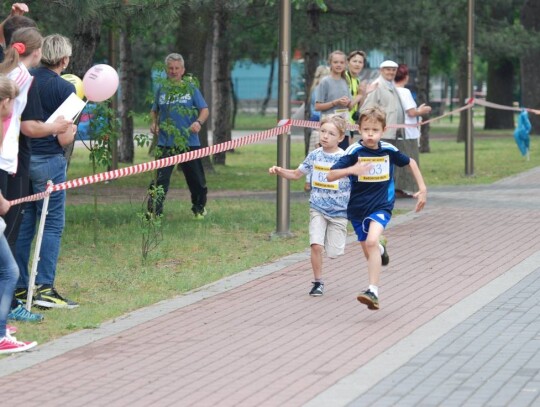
[394,63,431,197]
[0,26,41,175]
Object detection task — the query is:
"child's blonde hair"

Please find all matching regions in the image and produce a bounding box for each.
[359,106,386,129]
[320,114,347,137]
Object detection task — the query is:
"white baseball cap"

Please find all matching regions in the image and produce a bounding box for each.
[380,60,398,68]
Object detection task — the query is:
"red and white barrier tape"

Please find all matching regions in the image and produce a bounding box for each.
[9,122,292,206]
[8,97,536,206]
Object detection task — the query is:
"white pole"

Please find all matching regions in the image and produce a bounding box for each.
[25,181,53,311]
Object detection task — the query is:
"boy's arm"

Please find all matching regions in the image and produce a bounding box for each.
[327,160,372,182]
[268,166,304,180]
[326,168,351,182]
[406,158,427,212]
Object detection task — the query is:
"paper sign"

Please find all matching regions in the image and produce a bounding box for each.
[46,92,87,124]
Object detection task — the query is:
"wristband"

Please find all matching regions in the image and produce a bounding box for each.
[196,119,203,126]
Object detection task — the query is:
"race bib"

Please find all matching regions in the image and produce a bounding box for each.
[312,161,339,190]
[333,108,350,122]
[358,156,390,182]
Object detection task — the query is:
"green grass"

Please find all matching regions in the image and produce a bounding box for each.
[10,115,539,348]
[420,136,539,185]
[15,199,310,344]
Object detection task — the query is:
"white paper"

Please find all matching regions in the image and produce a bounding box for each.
[46,92,87,124]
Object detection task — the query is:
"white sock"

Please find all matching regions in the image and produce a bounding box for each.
[379,244,384,256]
[368,285,379,297]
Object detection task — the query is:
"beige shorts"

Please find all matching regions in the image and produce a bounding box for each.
[309,208,348,258]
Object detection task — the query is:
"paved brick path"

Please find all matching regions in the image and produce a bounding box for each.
[1,167,539,407]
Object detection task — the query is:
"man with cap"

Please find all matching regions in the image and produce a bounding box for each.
[360,60,404,141]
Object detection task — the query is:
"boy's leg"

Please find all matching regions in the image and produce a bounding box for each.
[353,215,389,311]
[308,209,328,296]
[364,221,385,287]
[310,244,324,280]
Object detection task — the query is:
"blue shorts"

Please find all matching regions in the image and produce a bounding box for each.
[351,210,392,242]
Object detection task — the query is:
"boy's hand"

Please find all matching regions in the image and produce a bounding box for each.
[413,189,427,212]
[349,160,372,177]
[268,166,281,175]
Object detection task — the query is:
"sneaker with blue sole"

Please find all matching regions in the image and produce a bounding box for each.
[8,300,44,323]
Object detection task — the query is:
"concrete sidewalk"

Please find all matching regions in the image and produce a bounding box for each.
[1,167,539,406]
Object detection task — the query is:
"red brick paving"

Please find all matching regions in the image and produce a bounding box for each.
[1,170,539,406]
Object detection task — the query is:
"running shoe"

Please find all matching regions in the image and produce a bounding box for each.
[357,289,379,310]
[309,282,324,297]
[380,236,390,266]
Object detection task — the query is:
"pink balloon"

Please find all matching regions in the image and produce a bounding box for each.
[82,64,119,102]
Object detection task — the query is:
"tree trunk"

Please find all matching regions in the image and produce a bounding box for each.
[521,0,540,134]
[260,53,276,116]
[118,20,134,163]
[418,42,431,153]
[457,55,468,143]
[211,2,232,165]
[176,4,213,171]
[70,18,102,79]
[64,18,101,170]
[484,59,514,129]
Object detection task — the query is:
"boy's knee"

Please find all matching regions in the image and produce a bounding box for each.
[311,243,324,254]
[365,238,380,251]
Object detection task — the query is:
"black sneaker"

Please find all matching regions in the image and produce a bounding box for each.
[380,236,390,266]
[357,289,379,310]
[34,286,79,309]
[14,288,28,303]
[309,282,324,296]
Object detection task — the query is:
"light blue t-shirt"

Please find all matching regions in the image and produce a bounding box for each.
[298,147,351,218]
[152,81,208,148]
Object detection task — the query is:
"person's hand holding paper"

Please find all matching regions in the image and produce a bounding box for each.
[57,122,77,147]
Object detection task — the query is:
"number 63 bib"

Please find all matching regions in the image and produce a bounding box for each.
[358,156,390,182]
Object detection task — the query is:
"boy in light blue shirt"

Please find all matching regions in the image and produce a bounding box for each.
[269,115,351,297]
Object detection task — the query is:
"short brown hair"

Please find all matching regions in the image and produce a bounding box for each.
[359,106,386,128]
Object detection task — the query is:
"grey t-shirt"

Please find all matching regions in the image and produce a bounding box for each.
[316,76,352,116]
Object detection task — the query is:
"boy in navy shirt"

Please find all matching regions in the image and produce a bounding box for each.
[327,107,427,310]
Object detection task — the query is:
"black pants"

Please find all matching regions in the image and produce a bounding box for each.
[148,146,207,216]
[0,169,30,253]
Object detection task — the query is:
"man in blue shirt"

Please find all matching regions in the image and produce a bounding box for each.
[148,53,209,219]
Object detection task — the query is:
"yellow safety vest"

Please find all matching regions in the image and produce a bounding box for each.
[345,71,360,124]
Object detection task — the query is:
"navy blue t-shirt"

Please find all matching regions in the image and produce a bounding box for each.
[331,141,410,221]
[29,67,75,155]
